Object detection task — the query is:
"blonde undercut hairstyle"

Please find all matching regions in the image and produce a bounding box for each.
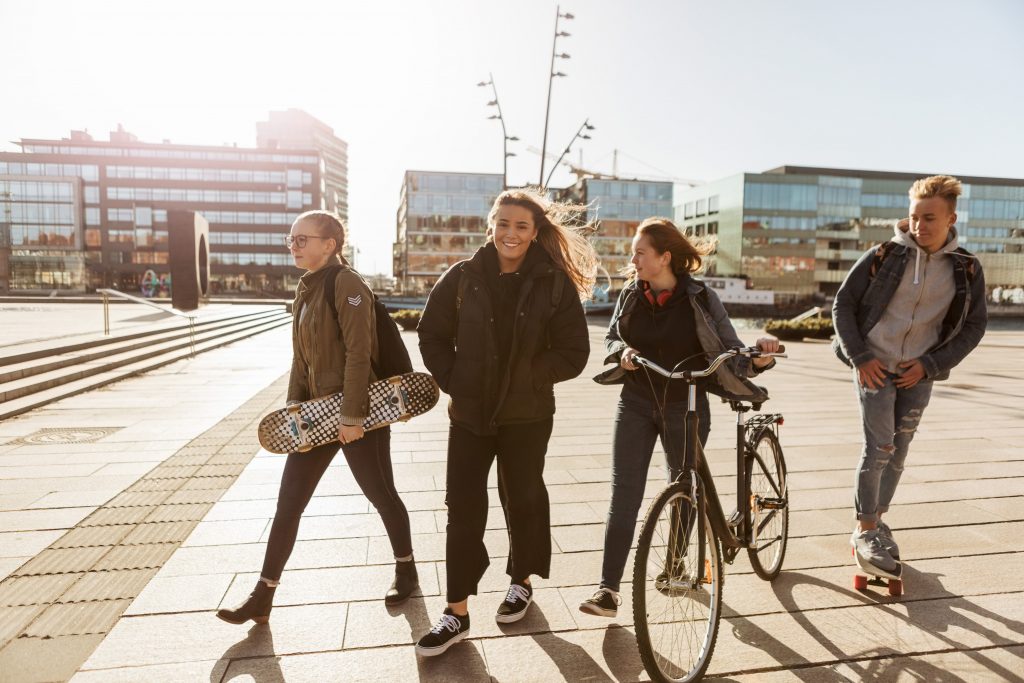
[909,175,962,212]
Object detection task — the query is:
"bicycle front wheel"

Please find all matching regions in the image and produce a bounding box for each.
[746,428,789,580]
[633,473,723,683]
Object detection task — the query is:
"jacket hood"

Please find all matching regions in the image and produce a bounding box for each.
[892,222,960,285]
[468,241,554,278]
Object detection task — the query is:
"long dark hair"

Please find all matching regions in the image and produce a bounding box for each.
[622,217,715,281]
[487,187,597,299]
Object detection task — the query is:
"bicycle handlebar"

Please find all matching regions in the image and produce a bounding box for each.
[634,347,787,380]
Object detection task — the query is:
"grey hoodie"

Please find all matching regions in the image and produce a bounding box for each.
[865,224,960,372]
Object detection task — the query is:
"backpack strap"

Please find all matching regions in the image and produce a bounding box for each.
[549,269,565,311]
[454,264,468,319]
[869,241,900,279]
[322,264,341,321]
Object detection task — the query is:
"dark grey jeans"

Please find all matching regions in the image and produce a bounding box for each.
[599,391,710,592]
[854,371,934,523]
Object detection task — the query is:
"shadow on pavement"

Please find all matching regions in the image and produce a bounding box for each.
[711,567,1024,681]
[217,624,285,682]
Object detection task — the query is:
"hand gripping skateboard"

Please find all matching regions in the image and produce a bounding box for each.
[257,372,439,454]
[852,547,904,597]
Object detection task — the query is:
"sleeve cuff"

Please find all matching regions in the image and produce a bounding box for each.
[339,415,366,427]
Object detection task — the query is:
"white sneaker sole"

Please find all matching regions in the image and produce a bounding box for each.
[495,598,532,624]
[415,630,469,657]
[578,603,617,618]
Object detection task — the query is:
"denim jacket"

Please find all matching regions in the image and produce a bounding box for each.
[832,239,987,381]
[594,277,771,403]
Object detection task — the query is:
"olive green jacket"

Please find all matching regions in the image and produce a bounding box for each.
[287,260,378,425]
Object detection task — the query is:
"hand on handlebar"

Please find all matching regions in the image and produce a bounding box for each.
[621,347,640,371]
[752,336,782,368]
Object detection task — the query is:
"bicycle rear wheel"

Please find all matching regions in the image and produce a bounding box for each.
[633,473,723,683]
[746,428,788,580]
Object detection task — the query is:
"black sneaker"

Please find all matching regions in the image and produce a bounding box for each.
[415,608,469,657]
[495,582,533,623]
[578,587,620,617]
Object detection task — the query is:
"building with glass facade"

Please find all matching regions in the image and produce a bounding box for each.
[0,112,348,295]
[393,170,503,296]
[675,166,1024,302]
[557,178,674,293]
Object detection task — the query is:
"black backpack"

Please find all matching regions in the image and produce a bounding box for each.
[323,265,413,379]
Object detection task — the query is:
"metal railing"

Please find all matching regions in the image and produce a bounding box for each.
[97,289,197,356]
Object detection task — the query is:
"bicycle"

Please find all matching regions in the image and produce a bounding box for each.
[631,347,789,683]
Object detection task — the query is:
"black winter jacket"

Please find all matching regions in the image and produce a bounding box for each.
[418,242,590,436]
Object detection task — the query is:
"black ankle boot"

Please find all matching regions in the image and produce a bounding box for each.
[385,560,419,606]
[216,580,276,624]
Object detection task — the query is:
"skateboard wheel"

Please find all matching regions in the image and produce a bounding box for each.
[888,579,903,597]
[853,575,867,591]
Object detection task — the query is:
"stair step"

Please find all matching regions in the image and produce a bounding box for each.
[0,307,287,368]
[0,317,291,421]
[0,312,292,404]
[0,309,287,384]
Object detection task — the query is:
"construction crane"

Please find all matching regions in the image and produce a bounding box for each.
[525,146,618,182]
[525,146,701,186]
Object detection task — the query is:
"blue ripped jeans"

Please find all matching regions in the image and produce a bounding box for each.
[854,371,933,523]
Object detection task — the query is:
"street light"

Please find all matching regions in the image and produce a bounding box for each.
[478,73,517,190]
[539,5,574,187]
[544,119,595,189]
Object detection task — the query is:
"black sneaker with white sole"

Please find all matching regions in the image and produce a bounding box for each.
[578,587,621,617]
[415,608,469,657]
[495,582,533,623]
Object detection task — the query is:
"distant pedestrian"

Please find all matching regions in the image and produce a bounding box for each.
[414,188,596,656]
[580,218,779,618]
[833,175,987,576]
[216,210,417,626]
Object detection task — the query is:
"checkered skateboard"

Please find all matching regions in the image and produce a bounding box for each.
[258,372,439,454]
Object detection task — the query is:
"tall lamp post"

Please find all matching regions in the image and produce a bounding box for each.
[544,118,595,189]
[539,6,574,187]
[478,73,518,190]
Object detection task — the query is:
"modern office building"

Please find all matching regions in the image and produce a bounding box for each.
[393,170,503,295]
[557,177,674,293]
[256,109,349,221]
[676,166,1024,302]
[0,111,348,295]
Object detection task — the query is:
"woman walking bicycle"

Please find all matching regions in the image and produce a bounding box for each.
[580,217,779,618]
[216,210,417,625]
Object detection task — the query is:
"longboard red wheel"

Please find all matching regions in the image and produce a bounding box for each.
[853,574,867,590]
[887,579,903,597]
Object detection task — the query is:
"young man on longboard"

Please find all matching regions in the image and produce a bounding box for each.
[833,175,987,595]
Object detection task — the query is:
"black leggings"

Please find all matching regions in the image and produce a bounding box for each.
[261,426,412,581]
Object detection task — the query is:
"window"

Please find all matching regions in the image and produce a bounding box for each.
[286,191,302,208]
[708,195,719,214]
[85,207,100,226]
[708,221,718,235]
[84,186,100,204]
[827,261,841,271]
[684,202,695,219]
[696,199,707,217]
[828,240,841,250]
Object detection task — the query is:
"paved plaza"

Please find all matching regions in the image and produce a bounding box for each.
[1,316,1023,682]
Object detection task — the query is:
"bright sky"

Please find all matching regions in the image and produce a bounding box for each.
[2,0,1022,275]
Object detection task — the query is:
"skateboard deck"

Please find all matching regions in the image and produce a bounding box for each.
[852,547,903,596]
[258,372,439,454]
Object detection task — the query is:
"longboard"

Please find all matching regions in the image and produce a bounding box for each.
[258,372,439,454]
[852,547,904,596]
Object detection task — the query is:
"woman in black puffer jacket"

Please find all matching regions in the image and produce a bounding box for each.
[414,188,596,656]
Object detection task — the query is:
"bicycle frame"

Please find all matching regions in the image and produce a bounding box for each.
[635,350,785,558]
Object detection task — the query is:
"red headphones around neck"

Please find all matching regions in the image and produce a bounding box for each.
[642,281,674,307]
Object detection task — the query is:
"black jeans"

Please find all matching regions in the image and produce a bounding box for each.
[261,426,412,581]
[444,418,553,603]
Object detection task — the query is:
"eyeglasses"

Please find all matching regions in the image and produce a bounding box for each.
[285,234,329,249]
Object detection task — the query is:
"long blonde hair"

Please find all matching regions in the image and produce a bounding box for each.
[487,188,597,300]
